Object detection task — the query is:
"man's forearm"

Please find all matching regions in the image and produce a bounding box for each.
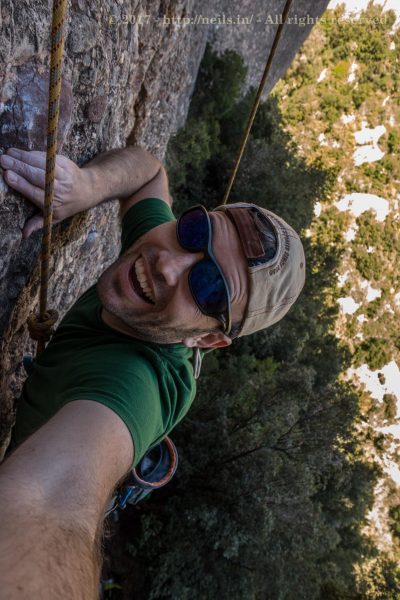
[83,146,163,208]
[0,401,131,598]
[0,504,101,599]
[0,144,164,237]
[0,463,102,600]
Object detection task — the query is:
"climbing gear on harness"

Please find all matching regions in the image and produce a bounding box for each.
[105,437,178,516]
[177,205,232,335]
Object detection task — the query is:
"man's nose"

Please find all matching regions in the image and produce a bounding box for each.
[155,249,204,287]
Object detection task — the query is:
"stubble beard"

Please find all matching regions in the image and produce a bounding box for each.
[96,251,212,344]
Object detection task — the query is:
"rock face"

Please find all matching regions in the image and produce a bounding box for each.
[0,0,329,456]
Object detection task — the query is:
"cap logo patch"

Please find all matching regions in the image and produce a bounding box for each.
[269,225,290,276]
[225,208,265,259]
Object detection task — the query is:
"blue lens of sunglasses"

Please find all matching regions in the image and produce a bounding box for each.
[177,207,231,329]
[177,207,209,250]
[188,258,229,316]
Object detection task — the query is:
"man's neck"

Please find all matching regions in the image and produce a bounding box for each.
[100,307,144,339]
[100,308,182,346]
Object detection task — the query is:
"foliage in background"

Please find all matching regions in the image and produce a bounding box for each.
[278,3,400,374]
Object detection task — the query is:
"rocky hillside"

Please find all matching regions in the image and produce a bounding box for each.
[276,0,400,579]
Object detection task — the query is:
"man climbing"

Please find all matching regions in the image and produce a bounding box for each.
[0,145,305,599]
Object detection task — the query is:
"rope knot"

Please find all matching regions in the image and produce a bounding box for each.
[27,309,59,343]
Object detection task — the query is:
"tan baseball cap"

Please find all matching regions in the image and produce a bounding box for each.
[214,202,306,337]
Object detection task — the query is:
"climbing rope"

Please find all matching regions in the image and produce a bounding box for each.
[222,0,294,205]
[27,0,68,356]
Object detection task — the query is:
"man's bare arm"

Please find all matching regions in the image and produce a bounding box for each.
[0,145,170,237]
[85,146,170,206]
[0,401,133,599]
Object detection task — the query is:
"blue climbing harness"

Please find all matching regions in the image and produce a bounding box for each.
[105,436,178,516]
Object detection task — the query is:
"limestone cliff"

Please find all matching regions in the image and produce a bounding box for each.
[0,0,329,455]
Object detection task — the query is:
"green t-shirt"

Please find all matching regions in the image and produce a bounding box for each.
[12,199,197,466]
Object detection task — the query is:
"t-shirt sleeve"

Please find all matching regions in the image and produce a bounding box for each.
[120,198,176,255]
[57,353,166,468]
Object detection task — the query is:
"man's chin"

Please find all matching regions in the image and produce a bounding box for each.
[101,308,194,345]
[96,264,207,345]
[97,294,183,344]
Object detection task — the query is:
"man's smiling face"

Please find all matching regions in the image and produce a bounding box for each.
[97,210,248,347]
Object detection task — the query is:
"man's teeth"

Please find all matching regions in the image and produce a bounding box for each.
[134,257,155,303]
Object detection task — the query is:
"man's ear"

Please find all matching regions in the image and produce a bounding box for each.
[183,331,232,349]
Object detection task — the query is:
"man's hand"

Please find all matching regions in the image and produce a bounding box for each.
[0,148,95,238]
[1,145,168,238]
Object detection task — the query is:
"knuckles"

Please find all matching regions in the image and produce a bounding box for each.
[24,165,35,182]
[12,159,34,183]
